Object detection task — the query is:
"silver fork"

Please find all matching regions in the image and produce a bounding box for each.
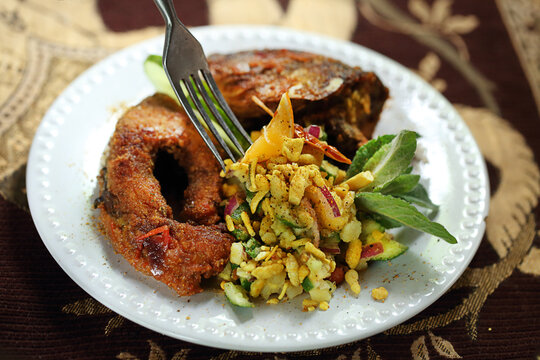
[153,0,252,169]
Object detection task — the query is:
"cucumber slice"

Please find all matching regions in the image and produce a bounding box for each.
[143,55,177,100]
[224,282,254,308]
[364,234,407,261]
[302,277,314,292]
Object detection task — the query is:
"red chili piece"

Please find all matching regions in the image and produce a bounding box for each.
[294,124,352,164]
[135,225,171,258]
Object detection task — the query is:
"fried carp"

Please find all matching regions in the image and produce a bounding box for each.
[95,94,232,296]
[208,49,388,156]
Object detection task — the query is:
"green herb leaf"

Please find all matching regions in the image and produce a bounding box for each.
[376,174,420,195]
[346,134,395,178]
[361,130,418,191]
[355,192,456,244]
[370,214,403,229]
[398,184,439,212]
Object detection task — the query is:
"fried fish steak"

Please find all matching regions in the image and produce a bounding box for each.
[208,49,389,156]
[95,94,232,296]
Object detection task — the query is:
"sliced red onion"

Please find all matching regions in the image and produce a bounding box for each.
[224,195,239,216]
[361,242,384,258]
[318,185,341,217]
[305,125,321,139]
[320,246,341,254]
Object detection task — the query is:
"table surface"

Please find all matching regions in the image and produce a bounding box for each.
[1,0,539,359]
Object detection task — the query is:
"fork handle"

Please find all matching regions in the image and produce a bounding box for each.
[153,0,179,28]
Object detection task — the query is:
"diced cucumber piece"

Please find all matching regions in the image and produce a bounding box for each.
[309,287,332,302]
[230,263,240,270]
[364,233,408,261]
[240,278,252,292]
[320,160,339,179]
[306,257,323,274]
[231,202,251,222]
[360,218,385,240]
[224,282,254,308]
[277,215,304,229]
[231,228,250,241]
[217,262,232,281]
[246,189,264,215]
[243,238,262,259]
[302,277,314,292]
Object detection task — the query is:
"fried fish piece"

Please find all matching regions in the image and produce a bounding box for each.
[208,49,388,156]
[95,94,232,296]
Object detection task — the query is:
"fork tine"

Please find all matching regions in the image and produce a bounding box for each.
[183,77,239,162]
[201,70,253,145]
[193,74,246,156]
[169,78,227,170]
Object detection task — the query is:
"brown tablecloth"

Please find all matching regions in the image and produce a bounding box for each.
[1,0,539,359]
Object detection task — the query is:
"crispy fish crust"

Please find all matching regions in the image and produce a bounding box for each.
[208,49,388,156]
[96,94,232,296]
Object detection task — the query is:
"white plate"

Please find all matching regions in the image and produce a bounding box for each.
[27,26,488,352]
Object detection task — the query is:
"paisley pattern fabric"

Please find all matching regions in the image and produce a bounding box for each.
[0,0,539,359]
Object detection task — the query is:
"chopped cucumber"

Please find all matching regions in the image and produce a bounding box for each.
[306,257,323,275]
[302,277,314,292]
[231,228,250,241]
[243,238,262,259]
[217,262,232,281]
[245,189,264,215]
[309,287,332,302]
[320,160,339,179]
[360,218,385,240]
[224,282,254,308]
[277,215,304,229]
[230,263,240,270]
[240,278,252,291]
[231,202,251,223]
[364,233,408,261]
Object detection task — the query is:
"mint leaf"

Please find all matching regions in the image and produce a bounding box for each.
[361,130,418,192]
[363,143,391,172]
[346,134,395,178]
[398,184,439,212]
[371,214,403,229]
[355,192,456,244]
[376,174,420,195]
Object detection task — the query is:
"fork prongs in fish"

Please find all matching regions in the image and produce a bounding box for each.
[154,0,252,170]
[172,73,252,169]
